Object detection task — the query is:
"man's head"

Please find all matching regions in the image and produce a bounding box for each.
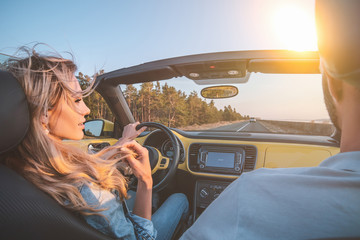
[316,0,360,144]
[316,0,360,86]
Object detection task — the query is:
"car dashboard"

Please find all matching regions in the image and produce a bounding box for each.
[139,129,339,176]
[66,127,339,220]
[136,128,340,220]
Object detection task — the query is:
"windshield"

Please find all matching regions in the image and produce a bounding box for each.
[120,72,334,136]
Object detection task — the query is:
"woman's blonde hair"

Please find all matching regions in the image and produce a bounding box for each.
[3,45,128,215]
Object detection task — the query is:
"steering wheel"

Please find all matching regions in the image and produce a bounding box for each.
[131,122,181,193]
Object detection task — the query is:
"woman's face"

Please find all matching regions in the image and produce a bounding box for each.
[47,76,90,140]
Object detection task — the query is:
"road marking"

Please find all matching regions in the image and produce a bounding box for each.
[236,122,250,132]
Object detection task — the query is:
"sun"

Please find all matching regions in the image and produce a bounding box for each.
[273,5,318,51]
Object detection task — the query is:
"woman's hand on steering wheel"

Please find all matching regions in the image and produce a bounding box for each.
[115,122,147,147]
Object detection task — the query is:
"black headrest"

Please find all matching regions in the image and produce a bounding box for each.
[0,70,30,154]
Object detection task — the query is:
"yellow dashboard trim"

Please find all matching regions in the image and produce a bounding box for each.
[64,131,339,179]
[173,131,339,179]
[64,138,118,151]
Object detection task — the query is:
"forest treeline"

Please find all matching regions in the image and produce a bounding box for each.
[78,72,115,122]
[78,73,248,128]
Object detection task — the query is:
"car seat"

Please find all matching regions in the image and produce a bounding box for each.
[0,70,114,240]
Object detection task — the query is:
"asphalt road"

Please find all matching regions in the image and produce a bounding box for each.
[210,121,270,133]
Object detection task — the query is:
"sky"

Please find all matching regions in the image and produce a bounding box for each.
[1,0,326,121]
[1,0,317,74]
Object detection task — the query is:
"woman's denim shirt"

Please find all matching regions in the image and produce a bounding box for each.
[79,183,157,240]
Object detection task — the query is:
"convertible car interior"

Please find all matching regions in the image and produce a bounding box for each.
[0,50,340,239]
[77,50,340,228]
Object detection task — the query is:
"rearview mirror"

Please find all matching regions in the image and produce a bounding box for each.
[200,85,238,99]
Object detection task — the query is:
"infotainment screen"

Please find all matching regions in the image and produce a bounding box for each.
[206,152,235,168]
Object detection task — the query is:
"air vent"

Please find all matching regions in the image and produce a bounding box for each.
[244,146,257,172]
[188,144,201,171]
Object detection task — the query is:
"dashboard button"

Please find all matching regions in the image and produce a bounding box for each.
[200,188,209,198]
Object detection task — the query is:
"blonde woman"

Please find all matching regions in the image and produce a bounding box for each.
[3,47,188,240]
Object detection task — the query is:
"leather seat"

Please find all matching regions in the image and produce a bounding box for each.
[0,70,113,240]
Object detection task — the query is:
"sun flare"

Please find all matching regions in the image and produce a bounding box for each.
[273,5,318,51]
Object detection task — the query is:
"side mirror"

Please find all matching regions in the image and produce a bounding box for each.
[84,119,115,137]
[84,120,104,137]
[200,85,238,99]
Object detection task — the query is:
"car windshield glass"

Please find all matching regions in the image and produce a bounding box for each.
[120,72,334,136]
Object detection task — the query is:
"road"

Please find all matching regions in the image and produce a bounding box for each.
[210,121,270,133]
